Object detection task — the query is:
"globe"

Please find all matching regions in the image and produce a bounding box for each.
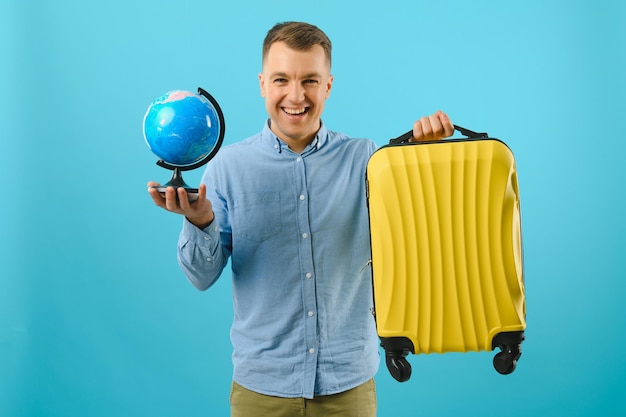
[143,89,222,167]
[143,87,225,195]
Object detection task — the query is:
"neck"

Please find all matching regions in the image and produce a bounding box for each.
[269,120,319,153]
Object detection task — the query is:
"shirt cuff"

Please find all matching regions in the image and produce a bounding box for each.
[181,217,220,247]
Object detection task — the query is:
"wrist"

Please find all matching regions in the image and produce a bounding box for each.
[187,211,215,230]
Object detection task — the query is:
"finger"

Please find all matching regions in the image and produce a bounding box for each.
[198,183,207,201]
[428,113,444,138]
[147,186,166,208]
[419,116,433,139]
[164,186,181,212]
[411,120,424,142]
[413,117,433,142]
[177,187,191,211]
[437,111,455,137]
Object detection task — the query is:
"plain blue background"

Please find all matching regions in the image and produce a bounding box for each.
[1,0,625,416]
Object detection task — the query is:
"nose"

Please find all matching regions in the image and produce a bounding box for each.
[287,82,305,103]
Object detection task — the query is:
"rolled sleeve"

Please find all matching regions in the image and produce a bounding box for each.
[177,218,228,290]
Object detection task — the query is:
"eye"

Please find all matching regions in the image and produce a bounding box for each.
[273,78,288,84]
[304,79,319,84]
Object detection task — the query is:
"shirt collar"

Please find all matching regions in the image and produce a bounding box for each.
[262,119,328,155]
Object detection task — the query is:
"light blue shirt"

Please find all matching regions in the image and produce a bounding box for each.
[177,121,380,399]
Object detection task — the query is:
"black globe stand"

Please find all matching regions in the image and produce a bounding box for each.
[155,167,197,193]
[151,87,225,201]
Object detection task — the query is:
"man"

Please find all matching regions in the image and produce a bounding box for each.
[148,21,453,417]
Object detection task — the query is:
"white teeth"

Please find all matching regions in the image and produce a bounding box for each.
[284,107,306,115]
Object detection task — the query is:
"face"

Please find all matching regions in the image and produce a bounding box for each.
[259,41,333,151]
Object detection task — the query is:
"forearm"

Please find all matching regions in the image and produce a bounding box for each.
[177,218,230,291]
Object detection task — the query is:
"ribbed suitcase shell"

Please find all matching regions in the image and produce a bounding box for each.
[367,139,525,357]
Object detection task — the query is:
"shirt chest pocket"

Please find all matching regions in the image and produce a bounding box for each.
[231,192,282,242]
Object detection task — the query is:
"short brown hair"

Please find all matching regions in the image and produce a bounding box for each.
[262,22,332,68]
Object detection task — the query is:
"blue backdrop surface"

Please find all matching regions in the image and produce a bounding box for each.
[1,0,625,416]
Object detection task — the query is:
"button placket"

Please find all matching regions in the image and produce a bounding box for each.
[294,153,318,384]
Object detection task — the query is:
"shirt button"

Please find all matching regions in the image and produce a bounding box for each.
[309,348,315,354]
[204,236,210,240]
[305,273,312,279]
[296,157,302,162]
[302,233,308,239]
[299,195,305,200]
[308,311,314,317]
[206,257,212,262]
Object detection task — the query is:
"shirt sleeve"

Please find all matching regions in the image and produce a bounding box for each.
[177,217,229,290]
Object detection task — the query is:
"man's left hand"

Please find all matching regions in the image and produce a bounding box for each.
[410,110,454,142]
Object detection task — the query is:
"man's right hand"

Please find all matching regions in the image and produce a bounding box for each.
[147,181,215,229]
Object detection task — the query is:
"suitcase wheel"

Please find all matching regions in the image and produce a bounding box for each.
[493,349,519,374]
[386,352,412,382]
[492,331,524,375]
[380,337,415,382]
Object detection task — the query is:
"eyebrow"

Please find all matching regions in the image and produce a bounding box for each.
[270,72,323,79]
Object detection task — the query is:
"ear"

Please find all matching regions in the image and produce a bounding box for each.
[258,73,266,98]
[325,74,334,99]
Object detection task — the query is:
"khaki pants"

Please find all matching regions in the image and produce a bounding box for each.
[230,379,377,417]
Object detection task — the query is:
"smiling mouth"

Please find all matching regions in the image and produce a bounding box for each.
[283,107,308,116]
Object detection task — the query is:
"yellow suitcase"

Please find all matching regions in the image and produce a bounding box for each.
[366,126,526,382]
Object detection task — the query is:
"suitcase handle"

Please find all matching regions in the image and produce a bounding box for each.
[389,124,489,145]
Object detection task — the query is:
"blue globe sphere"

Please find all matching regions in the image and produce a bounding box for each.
[143,90,221,166]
